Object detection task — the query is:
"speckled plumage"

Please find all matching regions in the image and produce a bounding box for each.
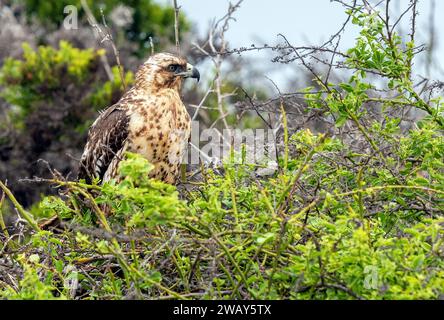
[78,53,198,184]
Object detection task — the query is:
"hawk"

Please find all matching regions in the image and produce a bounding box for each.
[78,52,200,184]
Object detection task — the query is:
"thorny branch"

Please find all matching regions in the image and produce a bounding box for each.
[80,0,127,91]
[173,0,181,54]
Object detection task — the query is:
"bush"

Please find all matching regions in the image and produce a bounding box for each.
[1,139,443,299]
[0,41,133,206]
[20,0,190,54]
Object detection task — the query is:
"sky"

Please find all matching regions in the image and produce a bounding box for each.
[156,0,444,90]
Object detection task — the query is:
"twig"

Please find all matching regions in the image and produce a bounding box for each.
[288,185,444,225]
[194,0,244,131]
[173,0,181,54]
[81,0,127,91]
[0,184,10,239]
[0,181,40,232]
[276,134,327,216]
[192,86,214,121]
[149,36,155,55]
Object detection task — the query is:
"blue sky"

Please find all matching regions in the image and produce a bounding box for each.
[156,0,444,89]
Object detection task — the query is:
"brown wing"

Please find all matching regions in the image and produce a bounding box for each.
[78,105,129,183]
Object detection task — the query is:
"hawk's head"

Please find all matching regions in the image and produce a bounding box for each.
[135,52,200,92]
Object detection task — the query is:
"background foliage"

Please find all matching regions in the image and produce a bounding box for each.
[21,0,189,54]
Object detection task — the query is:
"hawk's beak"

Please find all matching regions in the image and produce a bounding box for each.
[177,63,200,82]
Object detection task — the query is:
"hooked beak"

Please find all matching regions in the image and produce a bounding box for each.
[177,63,200,82]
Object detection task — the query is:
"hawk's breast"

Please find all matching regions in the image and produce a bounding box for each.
[127,94,191,183]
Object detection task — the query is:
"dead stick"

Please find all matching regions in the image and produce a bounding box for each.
[173,0,181,54]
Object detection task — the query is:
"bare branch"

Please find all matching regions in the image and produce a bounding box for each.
[173,0,181,54]
[80,0,127,91]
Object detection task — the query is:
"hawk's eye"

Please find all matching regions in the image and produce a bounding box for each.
[168,64,179,72]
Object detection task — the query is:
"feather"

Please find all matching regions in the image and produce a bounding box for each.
[78,106,129,183]
[78,52,195,185]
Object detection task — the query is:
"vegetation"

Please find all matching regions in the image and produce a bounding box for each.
[21,0,189,54]
[1,1,443,300]
[0,41,132,206]
[1,126,443,299]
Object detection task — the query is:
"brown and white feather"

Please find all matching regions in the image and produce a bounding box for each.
[78,53,194,184]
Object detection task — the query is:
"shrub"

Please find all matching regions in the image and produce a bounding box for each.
[20,0,190,54]
[1,134,443,299]
[0,41,133,206]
